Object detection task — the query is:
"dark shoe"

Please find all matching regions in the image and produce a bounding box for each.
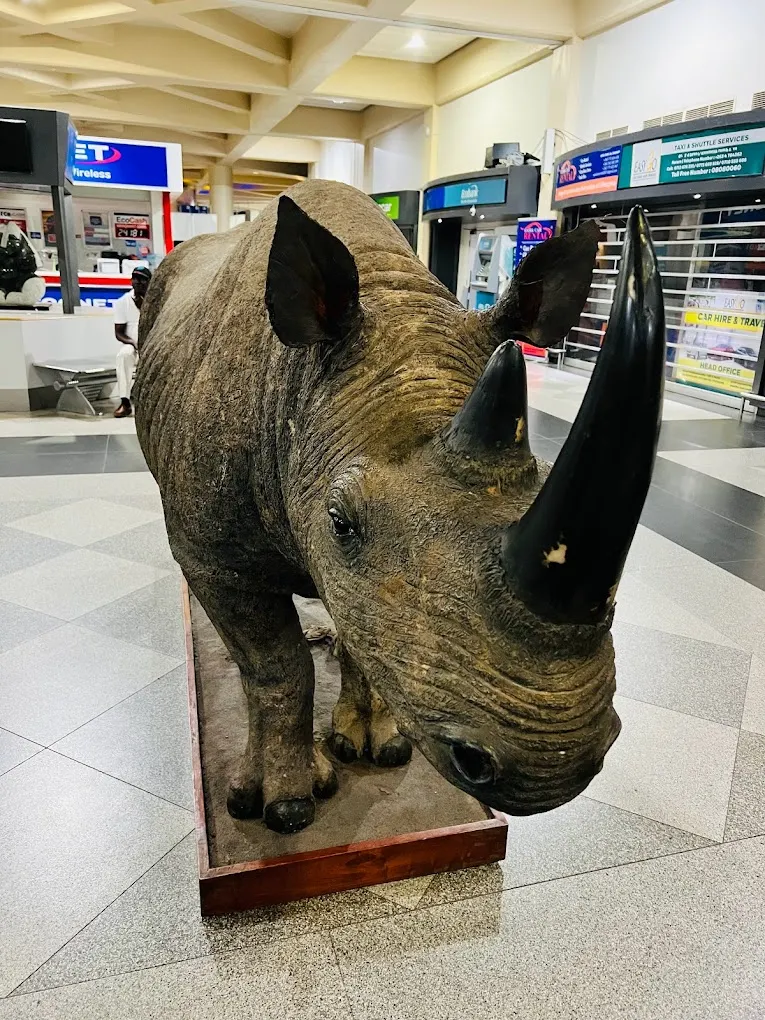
[114,402,132,418]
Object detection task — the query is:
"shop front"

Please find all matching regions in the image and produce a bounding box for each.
[369,190,420,250]
[552,111,765,408]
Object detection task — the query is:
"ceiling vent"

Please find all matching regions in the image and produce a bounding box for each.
[595,130,611,141]
[643,116,662,129]
[611,125,628,137]
[685,105,709,121]
[709,99,735,117]
[661,111,684,126]
[752,91,765,110]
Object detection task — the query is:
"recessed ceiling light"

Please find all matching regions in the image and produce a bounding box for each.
[693,193,701,199]
[437,218,443,223]
[405,32,426,50]
[756,198,762,204]
[591,203,597,209]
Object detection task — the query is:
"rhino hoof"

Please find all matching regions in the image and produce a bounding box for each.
[374,735,413,769]
[329,732,362,764]
[264,797,315,834]
[227,782,264,820]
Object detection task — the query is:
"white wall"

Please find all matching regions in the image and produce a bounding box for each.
[311,140,364,187]
[578,0,765,141]
[369,115,426,193]
[435,57,553,178]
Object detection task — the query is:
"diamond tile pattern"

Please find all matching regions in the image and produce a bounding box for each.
[0,371,764,1014]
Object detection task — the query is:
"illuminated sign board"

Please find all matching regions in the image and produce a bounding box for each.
[72,136,183,192]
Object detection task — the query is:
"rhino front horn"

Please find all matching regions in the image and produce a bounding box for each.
[442,339,532,463]
[501,206,665,625]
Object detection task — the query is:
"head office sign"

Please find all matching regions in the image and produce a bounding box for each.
[71,136,183,192]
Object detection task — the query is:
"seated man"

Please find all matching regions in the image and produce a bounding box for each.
[113,266,151,418]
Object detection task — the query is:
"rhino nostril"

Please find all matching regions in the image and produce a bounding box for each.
[450,741,496,786]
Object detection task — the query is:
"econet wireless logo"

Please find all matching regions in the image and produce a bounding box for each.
[74,142,122,165]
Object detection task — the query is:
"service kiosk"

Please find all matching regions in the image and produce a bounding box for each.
[369,190,420,250]
[0,108,182,412]
[552,109,765,411]
[421,165,540,309]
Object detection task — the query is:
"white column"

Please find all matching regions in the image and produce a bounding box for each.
[538,37,583,218]
[210,163,234,233]
[149,191,166,255]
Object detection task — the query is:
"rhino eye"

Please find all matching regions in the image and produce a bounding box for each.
[328,507,356,540]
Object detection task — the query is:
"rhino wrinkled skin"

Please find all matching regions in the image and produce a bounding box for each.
[135,181,665,835]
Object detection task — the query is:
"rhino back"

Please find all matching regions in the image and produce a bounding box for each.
[134,181,445,576]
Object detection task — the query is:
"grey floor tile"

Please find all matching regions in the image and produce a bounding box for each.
[0,727,41,777]
[331,838,765,1020]
[53,665,194,810]
[16,834,399,995]
[3,934,350,1019]
[7,498,160,547]
[421,796,711,909]
[77,575,186,659]
[612,620,751,726]
[585,694,739,840]
[742,656,765,735]
[0,547,170,620]
[0,499,69,526]
[0,624,181,745]
[724,731,765,841]
[0,750,192,997]
[0,526,71,577]
[89,518,177,571]
[0,599,61,654]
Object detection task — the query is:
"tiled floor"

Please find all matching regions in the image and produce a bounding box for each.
[2,367,765,1017]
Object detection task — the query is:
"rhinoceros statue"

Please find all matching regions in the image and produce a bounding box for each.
[135,182,664,834]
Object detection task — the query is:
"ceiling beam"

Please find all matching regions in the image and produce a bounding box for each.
[175,9,290,64]
[360,104,422,141]
[575,0,673,37]
[435,39,553,106]
[271,105,362,140]
[317,55,434,107]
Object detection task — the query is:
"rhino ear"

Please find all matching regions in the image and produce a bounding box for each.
[489,219,601,348]
[266,195,360,349]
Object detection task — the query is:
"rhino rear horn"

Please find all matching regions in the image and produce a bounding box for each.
[266,195,360,349]
[442,339,532,462]
[501,206,665,625]
[490,218,601,348]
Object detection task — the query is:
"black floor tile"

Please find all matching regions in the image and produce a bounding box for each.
[103,452,149,473]
[640,484,765,564]
[0,453,107,476]
[658,418,765,452]
[716,558,765,588]
[651,459,765,538]
[0,435,108,455]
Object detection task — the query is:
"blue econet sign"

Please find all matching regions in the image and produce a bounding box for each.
[71,137,183,192]
[423,177,508,213]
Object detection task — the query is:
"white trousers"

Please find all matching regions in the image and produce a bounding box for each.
[116,344,137,399]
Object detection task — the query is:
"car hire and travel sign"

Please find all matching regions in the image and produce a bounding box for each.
[620,126,765,188]
[71,137,183,192]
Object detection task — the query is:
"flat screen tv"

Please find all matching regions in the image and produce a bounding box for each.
[0,120,33,174]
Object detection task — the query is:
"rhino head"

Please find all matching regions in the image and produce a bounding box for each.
[265,197,665,816]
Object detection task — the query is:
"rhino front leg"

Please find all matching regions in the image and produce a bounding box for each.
[185,566,334,834]
[330,641,412,768]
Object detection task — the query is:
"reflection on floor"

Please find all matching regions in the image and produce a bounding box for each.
[2,364,765,1017]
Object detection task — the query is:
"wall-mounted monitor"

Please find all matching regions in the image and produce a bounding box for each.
[0,119,33,174]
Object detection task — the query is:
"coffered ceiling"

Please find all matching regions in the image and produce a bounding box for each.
[0,0,672,180]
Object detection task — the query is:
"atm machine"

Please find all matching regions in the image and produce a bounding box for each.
[423,164,540,305]
[465,232,515,310]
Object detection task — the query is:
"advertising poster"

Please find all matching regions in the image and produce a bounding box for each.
[82,211,111,247]
[620,126,765,189]
[42,210,56,246]
[72,137,183,191]
[554,146,622,201]
[113,213,151,241]
[675,290,764,394]
[0,208,28,233]
[513,218,556,270]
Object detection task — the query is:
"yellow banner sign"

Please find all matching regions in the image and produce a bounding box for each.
[675,355,755,395]
[683,309,764,332]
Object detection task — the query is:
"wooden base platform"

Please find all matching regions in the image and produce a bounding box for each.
[183,584,508,916]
